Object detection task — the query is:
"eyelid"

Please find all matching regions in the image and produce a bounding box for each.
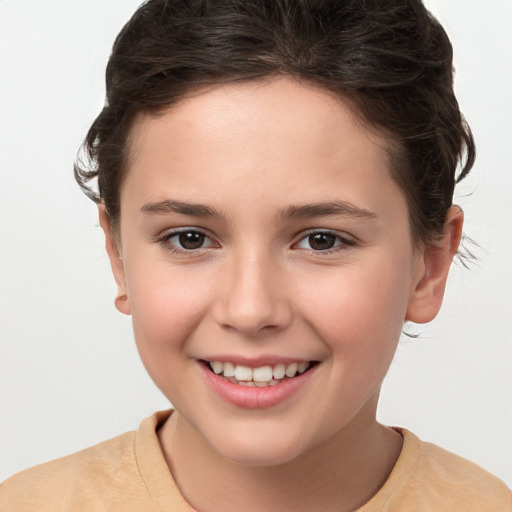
[156,227,219,251]
[154,227,355,254]
[293,229,356,252]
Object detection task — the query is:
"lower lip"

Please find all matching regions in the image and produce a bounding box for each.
[199,362,317,409]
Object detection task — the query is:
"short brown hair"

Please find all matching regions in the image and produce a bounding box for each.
[75,0,475,246]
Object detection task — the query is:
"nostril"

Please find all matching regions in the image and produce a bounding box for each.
[213,278,293,336]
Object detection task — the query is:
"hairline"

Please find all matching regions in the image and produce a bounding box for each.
[109,74,425,248]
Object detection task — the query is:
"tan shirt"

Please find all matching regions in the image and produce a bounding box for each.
[1,410,510,511]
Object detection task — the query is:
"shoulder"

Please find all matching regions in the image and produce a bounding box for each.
[415,434,511,509]
[362,429,512,512]
[0,429,155,512]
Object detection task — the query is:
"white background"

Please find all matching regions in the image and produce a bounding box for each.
[1,0,511,487]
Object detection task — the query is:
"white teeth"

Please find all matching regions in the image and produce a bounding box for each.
[208,360,312,384]
[285,363,298,378]
[252,365,273,382]
[298,362,309,374]
[272,363,286,380]
[223,362,235,377]
[210,361,223,374]
[234,365,253,381]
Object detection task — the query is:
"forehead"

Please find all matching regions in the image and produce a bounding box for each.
[133,78,380,145]
[122,77,406,228]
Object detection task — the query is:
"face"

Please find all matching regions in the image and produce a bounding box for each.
[103,77,456,466]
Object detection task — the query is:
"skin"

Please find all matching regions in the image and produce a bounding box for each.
[100,77,463,512]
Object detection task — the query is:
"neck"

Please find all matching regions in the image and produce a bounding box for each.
[158,401,402,512]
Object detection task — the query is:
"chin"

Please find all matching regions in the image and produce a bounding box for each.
[206,427,311,468]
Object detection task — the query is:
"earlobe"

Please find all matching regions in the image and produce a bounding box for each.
[98,205,132,315]
[406,206,464,324]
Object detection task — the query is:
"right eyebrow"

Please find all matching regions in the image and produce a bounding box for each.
[140,199,224,219]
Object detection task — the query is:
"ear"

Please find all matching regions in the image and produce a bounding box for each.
[98,204,131,315]
[406,206,463,324]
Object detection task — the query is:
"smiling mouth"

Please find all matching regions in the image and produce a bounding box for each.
[202,360,319,387]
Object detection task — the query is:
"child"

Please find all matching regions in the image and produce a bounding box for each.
[1,0,510,510]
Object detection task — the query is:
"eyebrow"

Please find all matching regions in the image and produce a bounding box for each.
[140,199,223,218]
[278,201,377,220]
[140,199,377,220]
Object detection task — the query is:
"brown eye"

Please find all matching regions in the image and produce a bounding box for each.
[178,231,206,250]
[159,229,215,252]
[295,230,355,253]
[308,233,337,251]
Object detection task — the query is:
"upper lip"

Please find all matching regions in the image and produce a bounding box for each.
[199,355,316,368]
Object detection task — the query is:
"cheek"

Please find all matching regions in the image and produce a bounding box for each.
[126,263,213,365]
[296,257,410,351]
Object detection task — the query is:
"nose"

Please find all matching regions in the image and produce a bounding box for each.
[213,250,293,337]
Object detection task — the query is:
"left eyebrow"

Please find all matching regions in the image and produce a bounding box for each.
[278,201,377,220]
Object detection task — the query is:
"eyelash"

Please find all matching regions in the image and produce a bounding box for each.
[157,228,217,254]
[295,230,356,254]
[156,228,356,255]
